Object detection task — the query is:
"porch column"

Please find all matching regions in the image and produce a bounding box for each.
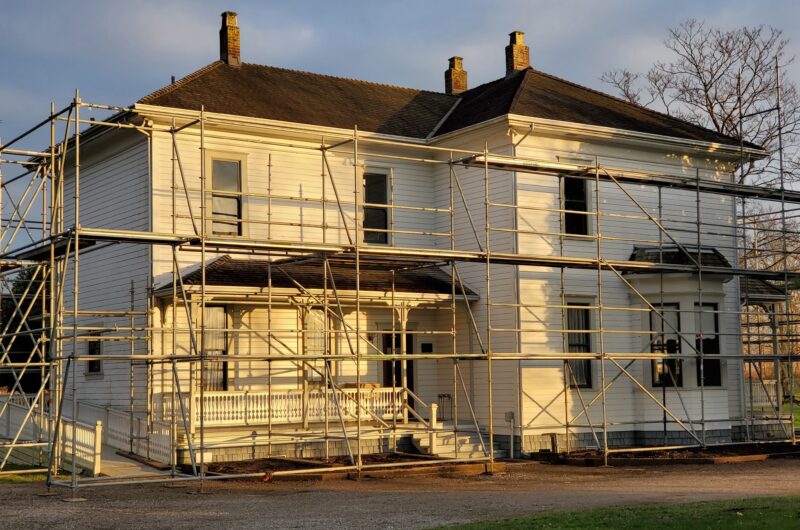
[396,304,410,424]
[301,304,309,430]
[189,298,198,434]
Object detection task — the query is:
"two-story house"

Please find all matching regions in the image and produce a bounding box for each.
[35,12,787,471]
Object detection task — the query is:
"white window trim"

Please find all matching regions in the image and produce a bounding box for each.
[564,296,595,390]
[561,176,594,240]
[84,331,104,378]
[204,150,249,238]
[361,168,392,246]
[646,301,684,388]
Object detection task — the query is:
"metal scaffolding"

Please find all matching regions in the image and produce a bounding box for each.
[0,74,798,492]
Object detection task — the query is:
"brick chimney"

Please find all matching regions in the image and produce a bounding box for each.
[505,31,529,77]
[220,11,241,66]
[444,56,468,95]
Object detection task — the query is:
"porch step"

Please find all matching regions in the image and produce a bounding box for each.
[411,430,507,459]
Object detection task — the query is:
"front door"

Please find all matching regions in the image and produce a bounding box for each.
[381,333,414,394]
[203,306,228,391]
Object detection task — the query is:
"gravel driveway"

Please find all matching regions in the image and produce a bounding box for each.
[2,459,800,529]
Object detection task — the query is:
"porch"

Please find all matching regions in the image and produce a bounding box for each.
[152,386,438,430]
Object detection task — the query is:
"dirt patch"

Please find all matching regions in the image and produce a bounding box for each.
[207,452,439,476]
[548,442,800,466]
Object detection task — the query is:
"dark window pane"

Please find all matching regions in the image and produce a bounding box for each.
[87,335,102,374]
[564,177,589,235]
[566,304,592,388]
[364,173,388,204]
[363,173,389,243]
[212,160,240,192]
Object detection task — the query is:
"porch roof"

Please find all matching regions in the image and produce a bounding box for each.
[626,245,731,270]
[741,277,786,303]
[175,255,478,297]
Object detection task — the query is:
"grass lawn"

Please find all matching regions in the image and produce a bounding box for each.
[0,464,49,484]
[441,496,800,529]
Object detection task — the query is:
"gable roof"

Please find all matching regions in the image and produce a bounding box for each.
[438,69,756,147]
[139,61,457,139]
[138,61,754,148]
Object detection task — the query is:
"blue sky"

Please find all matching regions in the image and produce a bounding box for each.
[2,0,800,141]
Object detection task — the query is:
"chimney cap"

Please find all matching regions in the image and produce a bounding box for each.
[509,30,525,43]
[448,56,464,68]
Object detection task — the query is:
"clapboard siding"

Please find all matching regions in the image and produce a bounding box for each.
[515,134,743,438]
[61,130,150,408]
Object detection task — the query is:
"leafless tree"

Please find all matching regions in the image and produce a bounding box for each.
[602,19,800,186]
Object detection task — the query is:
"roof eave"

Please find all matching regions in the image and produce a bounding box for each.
[133,103,430,144]
[507,114,768,159]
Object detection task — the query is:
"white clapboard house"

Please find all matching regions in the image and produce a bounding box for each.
[36,11,788,469]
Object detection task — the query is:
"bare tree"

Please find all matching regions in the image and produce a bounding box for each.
[602,19,800,186]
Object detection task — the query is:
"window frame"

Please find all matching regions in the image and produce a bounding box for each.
[204,151,248,238]
[649,302,683,388]
[362,170,391,245]
[85,332,103,377]
[565,301,593,389]
[562,176,592,237]
[695,302,722,388]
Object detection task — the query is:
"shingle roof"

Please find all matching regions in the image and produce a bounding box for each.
[179,255,477,297]
[138,62,754,148]
[438,69,756,147]
[139,62,457,139]
[741,277,786,301]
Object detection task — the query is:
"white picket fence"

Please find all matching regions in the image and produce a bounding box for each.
[0,395,102,476]
[154,387,404,427]
[744,379,780,408]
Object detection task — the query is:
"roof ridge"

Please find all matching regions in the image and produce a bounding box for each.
[241,61,455,97]
[139,61,224,104]
[508,68,532,112]
[525,68,746,146]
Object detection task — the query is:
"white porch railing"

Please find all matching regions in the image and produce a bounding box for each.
[74,401,172,464]
[745,378,780,409]
[154,387,405,427]
[0,395,103,476]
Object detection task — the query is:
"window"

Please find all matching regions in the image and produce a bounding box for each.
[203,306,228,391]
[211,159,242,236]
[363,173,389,244]
[86,334,102,375]
[651,304,683,387]
[563,177,589,235]
[566,303,592,388]
[695,303,722,387]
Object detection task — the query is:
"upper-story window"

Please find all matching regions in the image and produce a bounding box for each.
[211,159,242,236]
[563,177,589,236]
[363,172,389,244]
